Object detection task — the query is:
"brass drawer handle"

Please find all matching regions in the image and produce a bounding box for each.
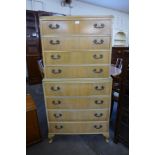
[94,23,104,28]
[94,113,103,117]
[93,68,103,73]
[95,86,104,90]
[93,39,104,44]
[48,24,60,29]
[51,86,60,91]
[52,100,61,105]
[51,69,62,74]
[54,113,62,118]
[93,54,103,59]
[55,125,63,129]
[94,125,103,129]
[50,40,60,45]
[51,54,61,59]
[95,100,104,104]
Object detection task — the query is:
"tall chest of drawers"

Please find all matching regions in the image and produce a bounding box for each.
[40,16,113,143]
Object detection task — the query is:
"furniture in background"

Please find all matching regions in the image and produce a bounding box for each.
[110,64,122,77]
[111,47,129,64]
[110,63,122,117]
[40,16,113,143]
[111,47,129,147]
[111,47,129,113]
[26,10,65,85]
[26,94,41,146]
[26,10,42,84]
[37,59,44,78]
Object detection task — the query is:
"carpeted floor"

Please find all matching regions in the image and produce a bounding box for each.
[26,83,129,155]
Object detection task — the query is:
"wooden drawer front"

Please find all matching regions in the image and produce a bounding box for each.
[41,20,111,35]
[46,96,111,109]
[49,121,108,133]
[42,37,78,51]
[44,81,112,96]
[79,20,111,35]
[41,21,75,35]
[80,36,111,50]
[42,36,111,51]
[45,65,109,78]
[48,109,109,121]
[44,51,110,65]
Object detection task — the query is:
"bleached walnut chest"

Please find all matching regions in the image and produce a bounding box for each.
[40,16,113,143]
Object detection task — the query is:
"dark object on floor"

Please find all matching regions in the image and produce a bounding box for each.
[26,94,41,146]
[113,47,129,147]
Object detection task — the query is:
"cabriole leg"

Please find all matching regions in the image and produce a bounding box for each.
[48,134,55,144]
[103,133,110,143]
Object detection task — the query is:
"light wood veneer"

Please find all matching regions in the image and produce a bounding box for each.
[40,16,113,142]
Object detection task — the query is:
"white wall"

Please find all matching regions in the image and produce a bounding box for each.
[26,0,129,46]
